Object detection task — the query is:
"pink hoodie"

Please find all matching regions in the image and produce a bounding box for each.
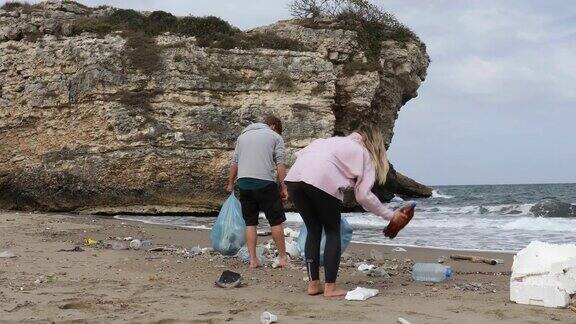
[285,133,394,220]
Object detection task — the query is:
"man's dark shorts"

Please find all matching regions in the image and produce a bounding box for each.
[239,183,286,226]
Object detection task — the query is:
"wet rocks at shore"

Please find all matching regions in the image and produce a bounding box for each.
[530,199,576,218]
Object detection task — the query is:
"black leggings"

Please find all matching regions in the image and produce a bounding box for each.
[286,181,342,283]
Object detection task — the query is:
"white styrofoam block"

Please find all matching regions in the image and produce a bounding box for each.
[512,241,576,279]
[510,281,570,308]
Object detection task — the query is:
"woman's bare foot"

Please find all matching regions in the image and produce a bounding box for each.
[323,283,347,298]
[248,258,260,269]
[307,280,323,296]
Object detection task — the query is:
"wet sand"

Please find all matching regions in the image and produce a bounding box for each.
[0,211,573,323]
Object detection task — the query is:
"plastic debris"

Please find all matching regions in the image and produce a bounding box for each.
[211,194,246,255]
[366,268,390,278]
[285,238,299,258]
[257,230,272,236]
[345,287,379,301]
[510,241,576,308]
[215,270,241,288]
[357,263,389,277]
[397,318,412,324]
[0,250,16,258]
[110,241,128,250]
[129,239,142,250]
[260,311,278,324]
[358,263,376,273]
[189,245,202,256]
[83,238,99,247]
[284,227,298,238]
[201,247,213,254]
[412,263,453,282]
[392,247,407,252]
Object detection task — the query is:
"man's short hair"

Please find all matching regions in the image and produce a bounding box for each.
[263,115,283,135]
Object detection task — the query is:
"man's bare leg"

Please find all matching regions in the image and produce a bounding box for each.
[245,225,259,268]
[271,224,288,267]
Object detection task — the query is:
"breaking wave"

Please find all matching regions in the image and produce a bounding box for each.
[431,190,454,199]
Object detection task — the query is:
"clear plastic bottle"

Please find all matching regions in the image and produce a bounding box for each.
[412,263,454,282]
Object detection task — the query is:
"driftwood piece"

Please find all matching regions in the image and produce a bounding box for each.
[450,254,504,266]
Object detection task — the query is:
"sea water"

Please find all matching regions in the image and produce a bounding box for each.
[115,183,576,252]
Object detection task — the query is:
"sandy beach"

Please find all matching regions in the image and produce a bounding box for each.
[0,211,573,324]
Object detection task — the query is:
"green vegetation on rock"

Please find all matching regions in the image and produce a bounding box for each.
[289,0,419,62]
[70,9,308,52]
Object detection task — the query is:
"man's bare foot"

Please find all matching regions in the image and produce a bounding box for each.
[323,283,347,298]
[278,254,288,267]
[307,280,323,295]
[249,258,260,269]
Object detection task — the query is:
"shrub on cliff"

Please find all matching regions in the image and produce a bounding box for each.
[289,0,418,61]
[70,9,306,52]
[1,1,38,13]
[146,10,178,35]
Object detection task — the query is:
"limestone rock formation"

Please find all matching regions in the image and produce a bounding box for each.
[0,1,431,214]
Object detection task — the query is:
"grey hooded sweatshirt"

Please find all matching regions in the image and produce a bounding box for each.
[232,123,285,182]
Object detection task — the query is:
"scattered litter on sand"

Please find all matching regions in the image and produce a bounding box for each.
[215,270,241,288]
[285,238,299,258]
[148,247,178,252]
[57,246,84,252]
[83,238,99,247]
[397,317,411,324]
[345,287,379,301]
[357,263,376,273]
[189,245,202,256]
[0,250,16,258]
[393,247,407,252]
[260,311,278,324]
[450,254,503,265]
[129,239,142,250]
[283,228,298,238]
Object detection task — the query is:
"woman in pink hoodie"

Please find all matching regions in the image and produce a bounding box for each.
[285,124,414,298]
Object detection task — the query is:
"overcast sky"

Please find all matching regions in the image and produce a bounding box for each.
[6,0,575,185]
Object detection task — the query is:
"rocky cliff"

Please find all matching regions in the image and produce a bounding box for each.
[0,1,431,214]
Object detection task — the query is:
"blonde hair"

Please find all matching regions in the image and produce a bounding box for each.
[356,124,389,185]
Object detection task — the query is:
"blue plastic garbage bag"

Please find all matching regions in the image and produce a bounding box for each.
[297,217,353,265]
[211,194,246,255]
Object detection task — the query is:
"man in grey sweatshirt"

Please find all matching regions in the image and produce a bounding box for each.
[226,115,288,268]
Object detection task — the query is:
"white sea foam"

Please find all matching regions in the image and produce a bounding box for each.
[418,203,534,216]
[501,217,576,232]
[431,190,454,199]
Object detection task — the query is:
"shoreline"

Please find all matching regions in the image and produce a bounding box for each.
[114,214,519,254]
[1,211,572,323]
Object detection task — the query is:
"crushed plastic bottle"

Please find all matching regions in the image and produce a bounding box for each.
[412,263,453,282]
